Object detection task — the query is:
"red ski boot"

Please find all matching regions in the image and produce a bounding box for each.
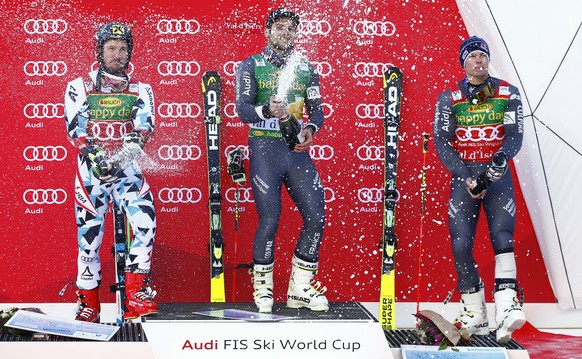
[75,288,101,323]
[124,272,158,320]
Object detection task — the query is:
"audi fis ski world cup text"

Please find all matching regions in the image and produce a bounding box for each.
[182,338,362,352]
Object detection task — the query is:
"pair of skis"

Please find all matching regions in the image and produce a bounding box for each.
[379,67,430,330]
[201,71,226,303]
[379,67,403,331]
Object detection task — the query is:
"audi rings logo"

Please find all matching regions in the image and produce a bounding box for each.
[23,146,67,162]
[312,61,332,77]
[456,124,505,142]
[357,145,384,161]
[91,61,134,75]
[358,188,383,203]
[158,145,201,161]
[158,103,201,118]
[297,20,331,36]
[158,61,200,76]
[157,19,200,34]
[24,103,64,119]
[322,103,334,118]
[225,187,254,203]
[353,20,396,37]
[354,62,393,78]
[356,104,384,119]
[158,188,202,203]
[223,61,240,77]
[309,145,334,160]
[224,145,249,160]
[90,121,133,141]
[324,187,335,203]
[23,188,67,205]
[223,103,238,119]
[24,19,67,34]
[24,61,67,76]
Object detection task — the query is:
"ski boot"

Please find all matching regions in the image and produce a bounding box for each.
[252,262,274,313]
[494,279,526,344]
[455,282,489,336]
[286,255,329,311]
[124,271,158,320]
[75,287,101,323]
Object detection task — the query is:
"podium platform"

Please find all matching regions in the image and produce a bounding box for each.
[0,302,530,359]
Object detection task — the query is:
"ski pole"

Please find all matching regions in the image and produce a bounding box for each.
[416,132,429,314]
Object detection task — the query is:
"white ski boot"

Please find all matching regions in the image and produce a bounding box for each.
[455,283,489,336]
[286,255,329,311]
[252,263,274,313]
[494,280,526,344]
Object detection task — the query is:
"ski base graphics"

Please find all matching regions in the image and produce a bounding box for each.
[202,70,225,302]
[379,67,403,331]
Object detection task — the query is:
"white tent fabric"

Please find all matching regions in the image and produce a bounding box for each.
[456,0,582,310]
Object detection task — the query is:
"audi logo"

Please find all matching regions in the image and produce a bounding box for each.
[225,187,254,203]
[223,61,240,77]
[23,188,67,205]
[23,146,67,161]
[353,62,394,78]
[456,124,505,142]
[357,145,384,161]
[91,61,134,75]
[356,103,384,119]
[158,61,200,76]
[158,103,201,118]
[157,19,200,34]
[158,145,201,161]
[223,103,238,119]
[23,103,64,119]
[309,145,334,160]
[158,187,202,203]
[297,20,331,36]
[224,145,249,160]
[353,20,396,37]
[324,187,335,203]
[24,19,67,34]
[90,121,134,141]
[357,188,383,203]
[312,61,332,77]
[24,61,67,76]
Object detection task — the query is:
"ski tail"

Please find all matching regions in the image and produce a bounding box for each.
[111,203,130,323]
[202,70,226,302]
[379,67,403,330]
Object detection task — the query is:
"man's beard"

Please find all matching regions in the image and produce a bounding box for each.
[269,39,294,55]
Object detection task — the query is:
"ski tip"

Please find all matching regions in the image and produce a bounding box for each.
[383,67,403,81]
[202,70,221,90]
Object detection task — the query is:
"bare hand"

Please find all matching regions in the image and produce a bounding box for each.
[269,96,288,119]
[465,177,485,199]
[293,129,313,152]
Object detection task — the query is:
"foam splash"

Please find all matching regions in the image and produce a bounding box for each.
[275,51,305,102]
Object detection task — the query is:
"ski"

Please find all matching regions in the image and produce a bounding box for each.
[202,70,225,302]
[379,67,403,331]
[110,203,130,323]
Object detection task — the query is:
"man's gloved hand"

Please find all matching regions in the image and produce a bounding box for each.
[486,152,508,182]
[86,146,117,182]
[123,130,144,149]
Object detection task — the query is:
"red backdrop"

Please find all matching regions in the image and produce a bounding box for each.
[0,0,554,305]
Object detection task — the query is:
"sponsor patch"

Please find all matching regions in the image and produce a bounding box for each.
[306,86,321,100]
[452,90,462,101]
[504,111,516,125]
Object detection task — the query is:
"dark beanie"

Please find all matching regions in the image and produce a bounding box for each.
[459,36,490,67]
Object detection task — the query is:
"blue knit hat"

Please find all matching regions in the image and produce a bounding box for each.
[459,36,490,67]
